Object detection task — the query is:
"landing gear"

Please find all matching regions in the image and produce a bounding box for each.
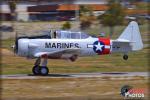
[123,55,128,60]
[32,65,40,75]
[32,58,49,76]
[39,66,49,76]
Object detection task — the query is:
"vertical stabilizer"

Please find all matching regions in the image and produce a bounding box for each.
[117,21,143,51]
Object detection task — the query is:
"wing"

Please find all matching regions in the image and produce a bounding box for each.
[34,48,81,58]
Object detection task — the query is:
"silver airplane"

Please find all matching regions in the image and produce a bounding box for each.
[13,21,143,76]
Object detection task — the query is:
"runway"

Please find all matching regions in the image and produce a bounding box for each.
[0,72,149,79]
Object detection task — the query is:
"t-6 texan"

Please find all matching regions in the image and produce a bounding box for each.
[12,21,143,76]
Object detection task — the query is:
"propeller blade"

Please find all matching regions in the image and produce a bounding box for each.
[14,31,18,54]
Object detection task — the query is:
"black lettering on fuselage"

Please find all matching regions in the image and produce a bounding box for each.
[45,42,51,48]
[63,43,70,48]
[70,43,74,48]
[45,42,80,48]
[75,43,79,48]
[52,43,56,48]
[57,43,61,48]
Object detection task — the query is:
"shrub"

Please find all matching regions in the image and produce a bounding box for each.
[61,21,71,30]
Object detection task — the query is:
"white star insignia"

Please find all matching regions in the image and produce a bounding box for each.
[95,42,104,51]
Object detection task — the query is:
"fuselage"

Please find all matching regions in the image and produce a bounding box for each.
[17,37,112,59]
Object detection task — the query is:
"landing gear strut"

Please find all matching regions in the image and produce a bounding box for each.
[123,55,128,60]
[32,58,49,76]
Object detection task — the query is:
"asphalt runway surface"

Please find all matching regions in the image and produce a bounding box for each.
[0,72,149,79]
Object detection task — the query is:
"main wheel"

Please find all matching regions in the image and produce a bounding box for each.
[39,66,49,76]
[123,55,128,60]
[32,65,40,75]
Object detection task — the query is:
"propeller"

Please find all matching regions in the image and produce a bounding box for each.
[14,31,18,54]
[11,31,18,55]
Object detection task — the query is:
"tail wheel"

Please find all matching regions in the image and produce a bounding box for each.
[32,65,40,75]
[39,66,49,76]
[123,55,128,60]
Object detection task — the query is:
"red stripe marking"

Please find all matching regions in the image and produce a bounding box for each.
[98,37,110,45]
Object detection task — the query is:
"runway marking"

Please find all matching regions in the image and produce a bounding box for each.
[0,72,148,79]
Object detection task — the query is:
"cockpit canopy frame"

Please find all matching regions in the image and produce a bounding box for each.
[18,30,90,39]
[55,30,90,39]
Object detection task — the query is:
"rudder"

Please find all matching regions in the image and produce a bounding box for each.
[118,21,143,51]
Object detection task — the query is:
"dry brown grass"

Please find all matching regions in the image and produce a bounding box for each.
[1,77,149,100]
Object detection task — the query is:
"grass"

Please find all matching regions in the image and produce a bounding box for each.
[1,39,15,50]
[1,77,149,100]
[1,47,149,75]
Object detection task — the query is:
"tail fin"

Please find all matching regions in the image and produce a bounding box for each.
[117,21,143,51]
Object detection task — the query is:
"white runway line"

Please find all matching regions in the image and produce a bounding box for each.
[0,72,149,79]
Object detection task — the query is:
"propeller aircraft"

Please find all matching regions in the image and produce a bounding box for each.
[12,21,143,76]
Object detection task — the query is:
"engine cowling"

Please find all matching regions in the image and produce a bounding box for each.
[17,39,29,57]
